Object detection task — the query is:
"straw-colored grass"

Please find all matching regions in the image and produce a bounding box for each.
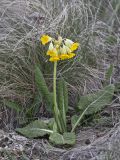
[0,0,119,128]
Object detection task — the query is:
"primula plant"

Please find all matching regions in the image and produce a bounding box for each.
[16,34,114,146]
[41,35,79,134]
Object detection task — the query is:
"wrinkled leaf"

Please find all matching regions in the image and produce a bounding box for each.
[72,85,114,132]
[49,132,76,145]
[63,132,76,145]
[77,84,115,115]
[71,115,79,128]
[49,132,64,145]
[16,120,52,138]
[35,65,53,112]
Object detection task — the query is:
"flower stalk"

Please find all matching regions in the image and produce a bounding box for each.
[53,62,66,133]
[53,61,62,132]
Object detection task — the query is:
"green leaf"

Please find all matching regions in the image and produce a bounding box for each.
[49,132,64,145]
[35,65,53,112]
[57,78,64,111]
[77,84,115,115]
[72,85,115,132]
[57,78,68,113]
[49,132,76,145]
[53,121,58,132]
[16,120,53,138]
[5,101,21,113]
[47,118,55,130]
[57,78,68,131]
[25,92,42,118]
[63,132,76,145]
[63,80,68,113]
[71,115,79,128]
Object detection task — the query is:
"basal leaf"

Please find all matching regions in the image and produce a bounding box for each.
[71,115,79,128]
[47,118,55,130]
[72,85,115,132]
[63,132,76,145]
[35,65,53,112]
[49,132,64,145]
[57,78,68,131]
[49,132,76,145]
[77,84,115,115]
[16,120,52,138]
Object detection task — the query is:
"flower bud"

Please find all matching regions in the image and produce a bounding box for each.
[65,39,74,47]
[48,42,54,50]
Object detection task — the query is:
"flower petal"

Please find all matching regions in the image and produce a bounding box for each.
[70,43,79,51]
[40,35,52,45]
[49,56,60,62]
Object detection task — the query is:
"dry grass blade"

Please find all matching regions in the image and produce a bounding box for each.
[0,0,119,128]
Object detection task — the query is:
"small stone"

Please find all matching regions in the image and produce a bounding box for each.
[12,135,27,141]
[1,143,6,148]
[85,139,91,145]
[4,137,9,142]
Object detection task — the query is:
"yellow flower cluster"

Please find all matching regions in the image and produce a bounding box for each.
[40,35,79,62]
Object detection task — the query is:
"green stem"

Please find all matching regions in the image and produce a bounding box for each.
[53,62,57,112]
[53,62,62,133]
[53,62,57,109]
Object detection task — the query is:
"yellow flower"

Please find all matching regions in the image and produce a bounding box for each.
[70,43,79,51]
[68,53,76,59]
[40,35,52,45]
[49,56,60,62]
[47,50,55,56]
[47,48,58,56]
[59,54,69,60]
[40,34,79,62]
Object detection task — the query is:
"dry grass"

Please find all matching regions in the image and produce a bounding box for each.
[0,0,119,128]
